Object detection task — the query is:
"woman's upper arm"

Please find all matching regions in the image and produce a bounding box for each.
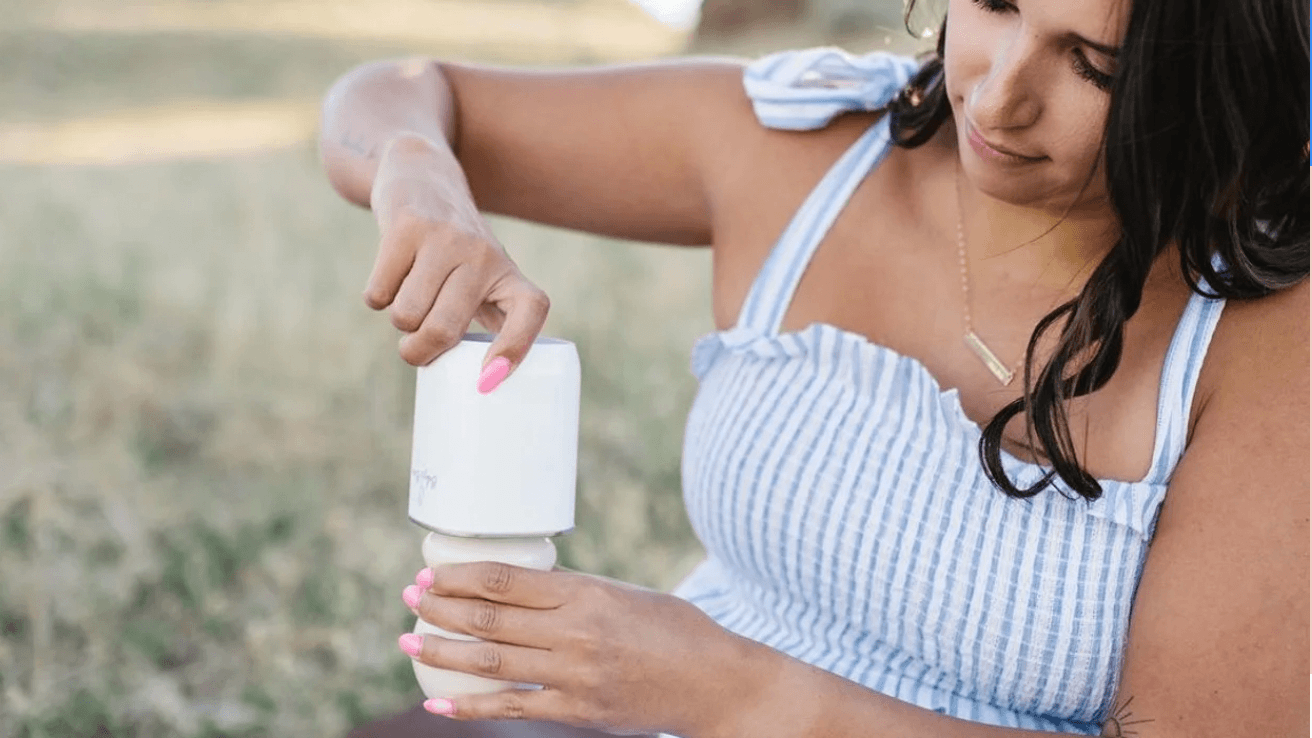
[1109,281,1309,738]
[440,56,762,247]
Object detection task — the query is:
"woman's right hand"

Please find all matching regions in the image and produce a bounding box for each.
[364,133,550,383]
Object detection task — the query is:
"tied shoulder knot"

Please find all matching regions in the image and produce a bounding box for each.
[742,47,922,131]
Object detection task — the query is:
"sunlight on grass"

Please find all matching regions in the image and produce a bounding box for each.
[25,0,689,60]
[0,99,320,165]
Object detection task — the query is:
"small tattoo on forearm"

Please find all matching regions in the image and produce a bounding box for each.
[340,130,378,160]
[1100,696,1153,737]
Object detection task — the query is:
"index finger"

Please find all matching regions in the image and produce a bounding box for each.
[427,561,574,610]
[480,283,550,385]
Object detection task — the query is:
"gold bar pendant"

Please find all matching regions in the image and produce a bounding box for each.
[964,331,1015,386]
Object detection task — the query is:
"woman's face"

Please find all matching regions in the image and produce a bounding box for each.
[943,0,1130,211]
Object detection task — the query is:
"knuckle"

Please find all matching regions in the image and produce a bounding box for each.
[578,580,614,612]
[524,287,550,317]
[578,577,606,599]
[482,562,516,596]
[462,236,496,267]
[469,601,501,636]
[563,701,596,729]
[473,644,504,676]
[573,661,605,693]
[416,603,442,631]
[498,691,527,720]
[434,230,482,269]
[399,343,430,368]
[418,319,461,349]
[419,634,444,664]
[587,703,617,730]
[568,693,609,730]
[390,307,425,332]
[568,625,602,659]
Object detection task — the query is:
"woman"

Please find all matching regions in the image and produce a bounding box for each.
[318,0,1309,734]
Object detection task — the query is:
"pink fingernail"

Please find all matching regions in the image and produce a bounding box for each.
[398,633,423,657]
[415,568,434,590]
[402,585,424,610]
[423,698,456,716]
[476,357,511,394]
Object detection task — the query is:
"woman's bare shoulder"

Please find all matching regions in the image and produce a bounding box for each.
[1187,275,1308,451]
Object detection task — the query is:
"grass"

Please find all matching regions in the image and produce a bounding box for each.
[0,2,923,735]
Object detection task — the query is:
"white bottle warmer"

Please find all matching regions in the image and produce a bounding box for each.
[407,333,580,698]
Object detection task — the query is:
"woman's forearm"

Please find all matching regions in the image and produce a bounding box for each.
[318,58,459,208]
[707,641,1100,738]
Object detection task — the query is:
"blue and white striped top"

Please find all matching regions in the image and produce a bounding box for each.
[668,48,1227,735]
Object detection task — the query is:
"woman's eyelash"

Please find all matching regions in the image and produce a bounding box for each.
[1072,50,1114,90]
[969,0,1115,91]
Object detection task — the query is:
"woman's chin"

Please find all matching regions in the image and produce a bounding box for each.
[957,153,1079,211]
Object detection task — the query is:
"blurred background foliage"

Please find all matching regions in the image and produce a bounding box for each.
[0,1,925,735]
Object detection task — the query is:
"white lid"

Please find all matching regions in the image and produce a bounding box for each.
[408,334,579,537]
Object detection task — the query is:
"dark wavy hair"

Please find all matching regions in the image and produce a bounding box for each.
[886,0,1310,500]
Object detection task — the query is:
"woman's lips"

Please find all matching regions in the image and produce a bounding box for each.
[966,121,1045,164]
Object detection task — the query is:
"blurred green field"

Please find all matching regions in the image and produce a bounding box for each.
[0,2,920,735]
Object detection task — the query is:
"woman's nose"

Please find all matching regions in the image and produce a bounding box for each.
[969,30,1043,130]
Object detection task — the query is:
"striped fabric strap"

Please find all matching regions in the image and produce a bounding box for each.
[732,47,921,334]
[734,121,895,334]
[1142,254,1229,485]
[742,47,920,131]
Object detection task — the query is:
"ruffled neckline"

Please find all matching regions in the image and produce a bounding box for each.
[689,321,1171,535]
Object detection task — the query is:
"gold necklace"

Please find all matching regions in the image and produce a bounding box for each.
[954,176,1022,387]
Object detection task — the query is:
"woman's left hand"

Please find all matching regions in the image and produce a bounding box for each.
[398,562,766,738]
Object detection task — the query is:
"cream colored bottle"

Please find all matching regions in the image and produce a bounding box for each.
[412,532,558,696]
